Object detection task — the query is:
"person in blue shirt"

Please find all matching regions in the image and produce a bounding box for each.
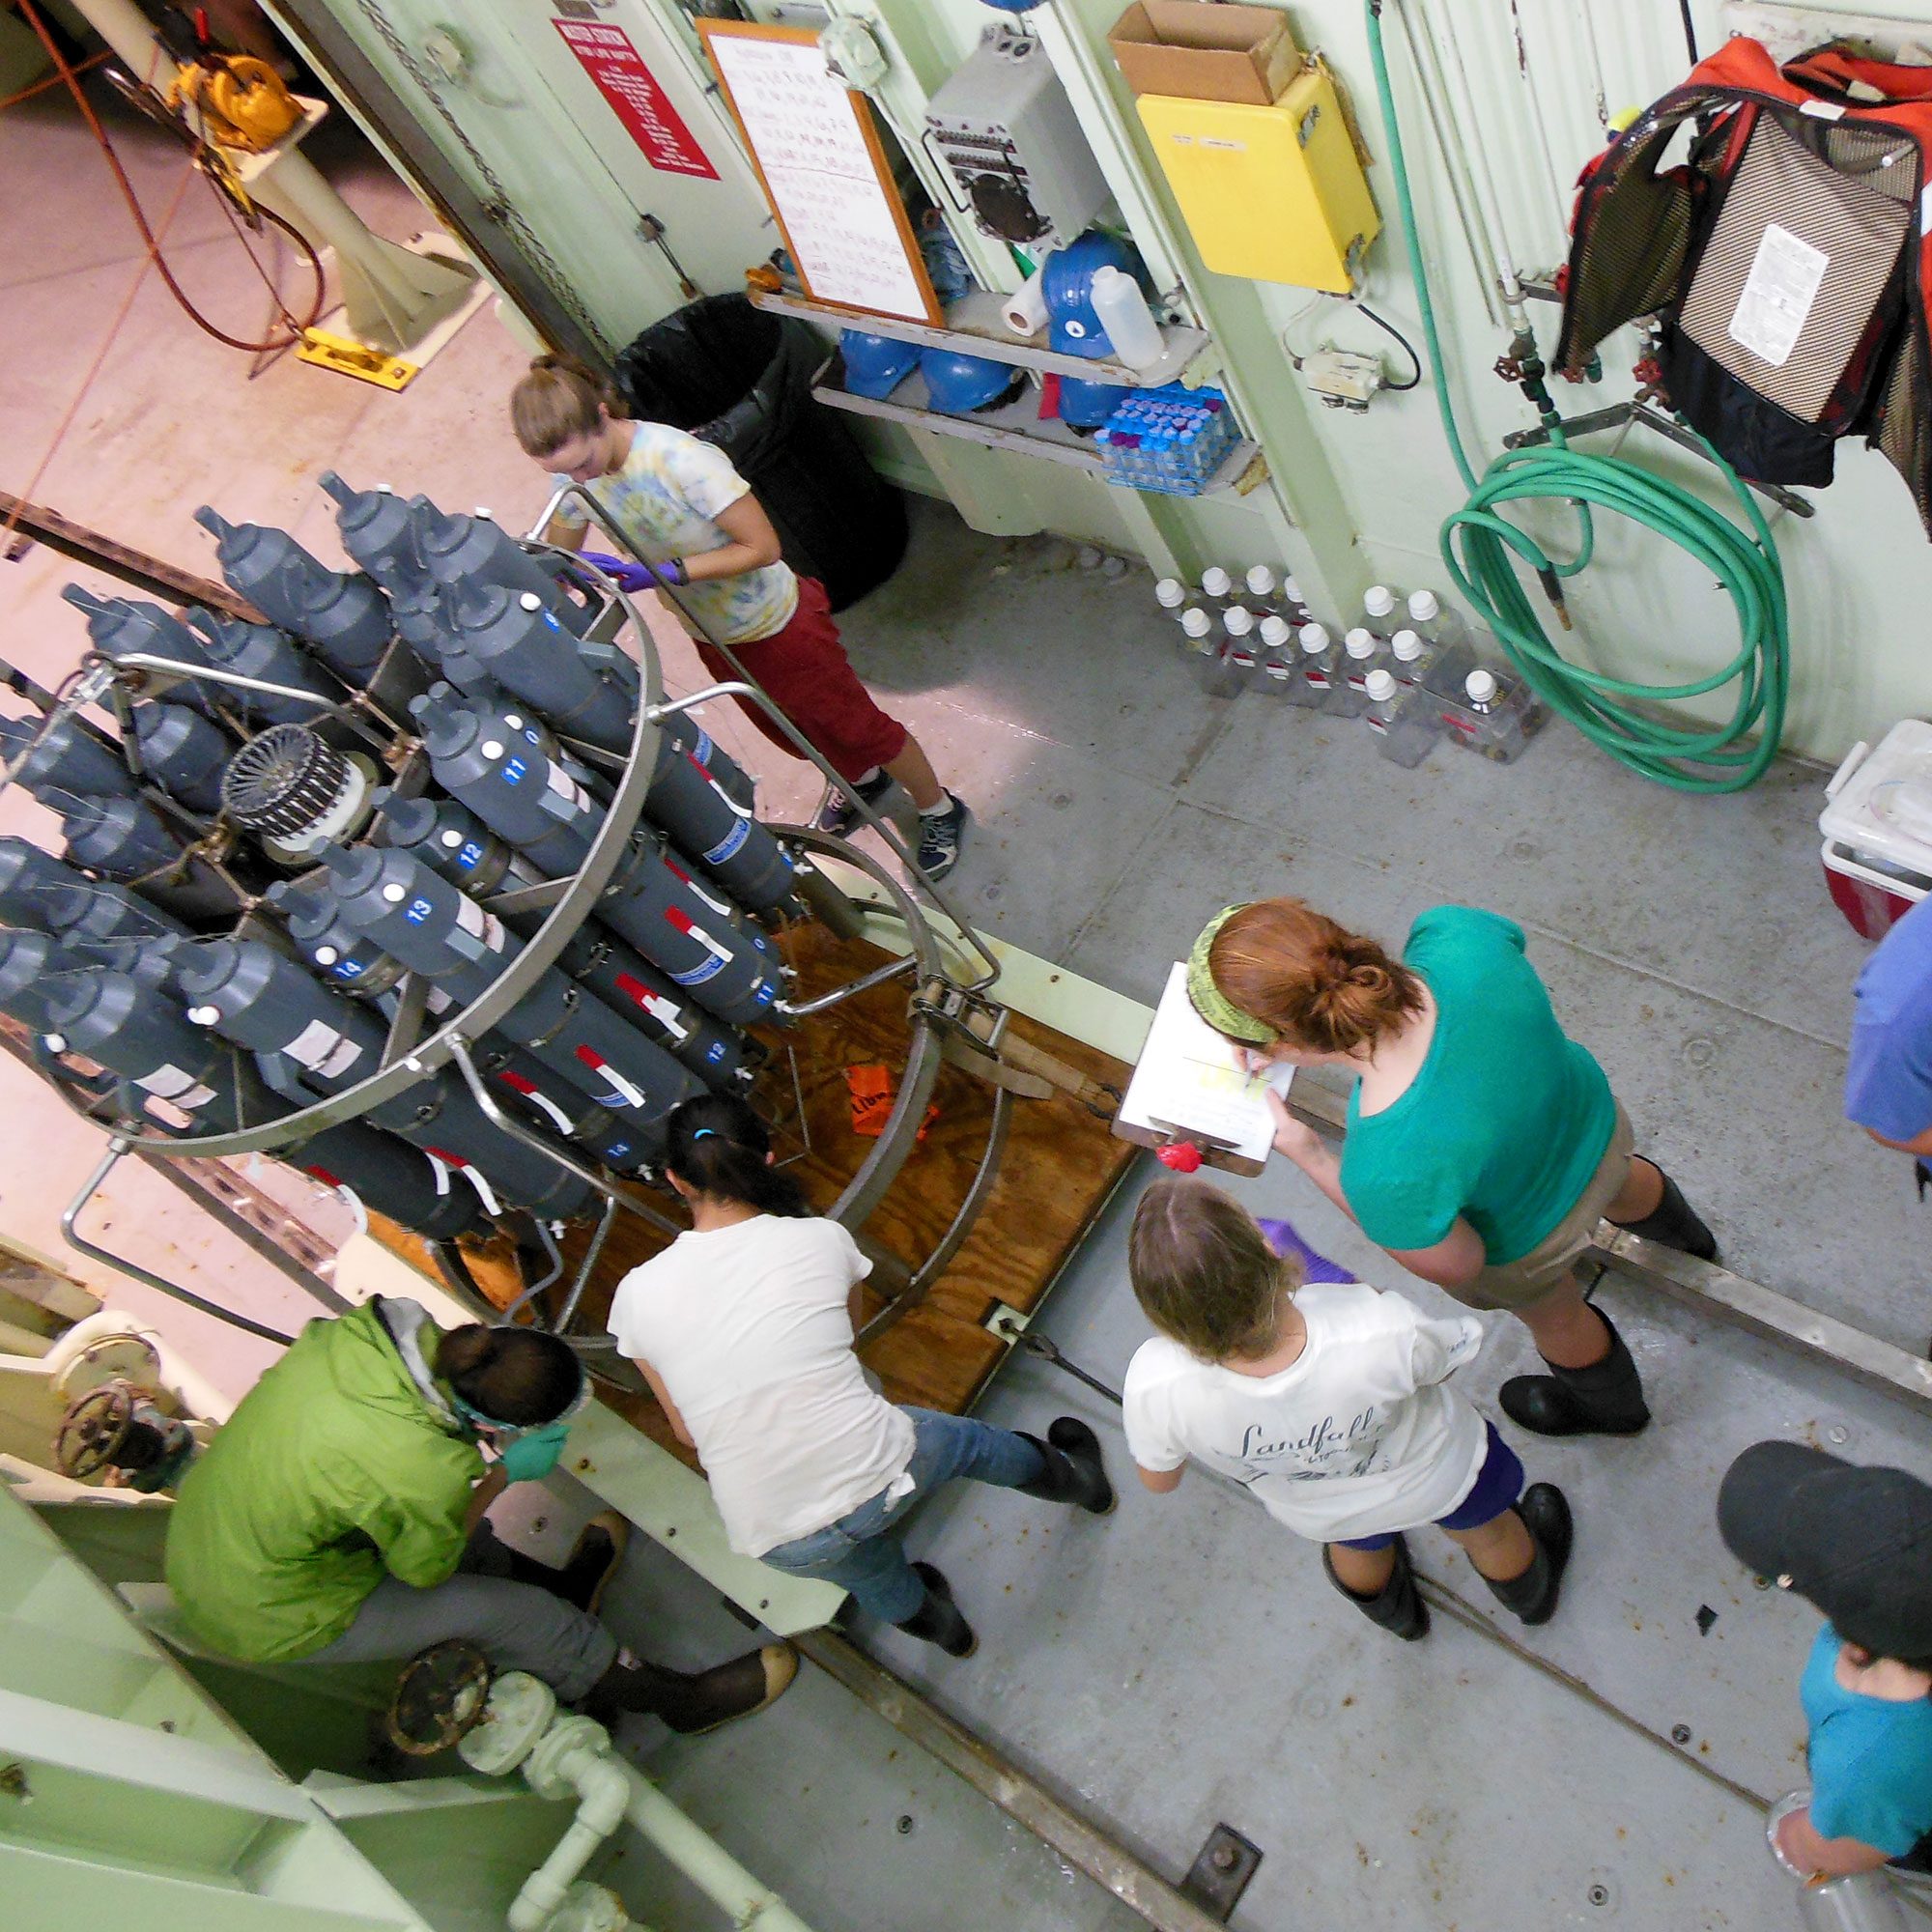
[1719,1441,1932,1880]
[1845,894,1932,1186]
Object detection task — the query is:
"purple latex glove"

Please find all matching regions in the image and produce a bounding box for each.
[1255,1215,1350,1285]
[580,550,678,593]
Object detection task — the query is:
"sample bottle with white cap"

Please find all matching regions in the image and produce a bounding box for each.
[1388,628,1435,691]
[1221,606,1263,690]
[1406,588,1469,649]
[1258,613,1296,696]
[1199,565,1235,611]
[1363,668,1441,768]
[1154,576,1188,615]
[1277,573,1313,628]
[1456,666,1543,763]
[1242,564,1280,623]
[1179,607,1216,656]
[1339,627,1382,711]
[1362,583,1401,646]
[1295,622,1344,711]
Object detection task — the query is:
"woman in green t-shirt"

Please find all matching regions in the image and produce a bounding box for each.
[1184,897,1716,1437]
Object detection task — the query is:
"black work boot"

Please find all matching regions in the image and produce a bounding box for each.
[503,1511,629,1615]
[1322,1534,1429,1641]
[895,1560,978,1658]
[582,1643,798,1734]
[1609,1162,1717,1261]
[1480,1485,1573,1627]
[1014,1418,1116,1515]
[1499,1311,1650,1437]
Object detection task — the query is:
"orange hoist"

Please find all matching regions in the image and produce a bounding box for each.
[159,7,299,154]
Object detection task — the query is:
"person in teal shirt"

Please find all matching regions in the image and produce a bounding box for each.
[1186,898,1715,1439]
[1721,1442,1932,1881]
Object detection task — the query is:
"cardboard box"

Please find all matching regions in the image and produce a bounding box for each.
[1108,2,1299,107]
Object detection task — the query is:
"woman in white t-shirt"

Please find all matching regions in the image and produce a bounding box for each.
[607,1094,1115,1657]
[1123,1177,1571,1640]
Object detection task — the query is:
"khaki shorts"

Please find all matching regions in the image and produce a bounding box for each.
[1458,1103,1635,1313]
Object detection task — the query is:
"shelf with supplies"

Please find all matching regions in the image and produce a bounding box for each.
[753,287,1211,388]
[811,360,1263,497]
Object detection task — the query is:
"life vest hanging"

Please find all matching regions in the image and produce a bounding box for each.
[1556,36,1932,531]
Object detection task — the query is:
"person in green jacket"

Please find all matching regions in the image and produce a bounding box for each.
[1186,898,1717,1444]
[164,1296,796,1734]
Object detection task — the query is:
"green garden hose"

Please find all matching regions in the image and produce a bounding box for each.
[1363,1,1789,792]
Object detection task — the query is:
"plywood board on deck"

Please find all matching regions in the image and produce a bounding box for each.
[375,927,1136,1467]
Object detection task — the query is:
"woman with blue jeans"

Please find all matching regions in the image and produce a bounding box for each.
[607,1094,1114,1657]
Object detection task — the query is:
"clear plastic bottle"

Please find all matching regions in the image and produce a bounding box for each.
[1200,566,1234,615]
[1154,576,1188,615]
[1258,614,1296,696]
[1406,588,1469,649]
[1294,621,1342,710]
[1194,639,1247,699]
[1244,564,1279,616]
[1179,607,1216,659]
[1327,629,1372,719]
[1456,667,1544,762]
[1221,606,1262,692]
[1388,627,1435,691]
[1362,583,1401,645]
[1364,667,1441,768]
[1342,626,1384,698]
[1278,574,1313,628]
[1090,266,1166,371]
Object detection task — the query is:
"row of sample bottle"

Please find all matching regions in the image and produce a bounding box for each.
[1153,570,1543,765]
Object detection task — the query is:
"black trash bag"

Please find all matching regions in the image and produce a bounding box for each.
[613,296,906,611]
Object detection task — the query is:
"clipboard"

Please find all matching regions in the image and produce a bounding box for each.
[1113,963,1292,1177]
[699,19,942,326]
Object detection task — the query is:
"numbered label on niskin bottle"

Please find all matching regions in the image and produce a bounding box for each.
[702,817,751,866]
[502,756,527,786]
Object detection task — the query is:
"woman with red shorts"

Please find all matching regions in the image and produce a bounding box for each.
[512,355,968,879]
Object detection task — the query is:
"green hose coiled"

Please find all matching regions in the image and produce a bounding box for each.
[1363,2,1789,792]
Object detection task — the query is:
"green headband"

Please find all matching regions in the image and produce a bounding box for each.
[1185,905,1274,1047]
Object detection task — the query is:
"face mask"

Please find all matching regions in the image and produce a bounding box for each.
[450,1362,591,1442]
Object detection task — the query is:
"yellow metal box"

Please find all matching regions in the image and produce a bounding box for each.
[1137,69,1380,292]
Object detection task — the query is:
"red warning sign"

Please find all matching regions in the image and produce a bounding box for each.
[554,20,719,181]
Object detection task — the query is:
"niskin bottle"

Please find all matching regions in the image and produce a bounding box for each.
[1364,668,1441,769]
[1456,667,1544,764]
[411,502,593,638]
[318,473,431,594]
[193,508,394,686]
[188,610,336,725]
[1406,588,1469,649]
[1337,629,1381,714]
[61,586,218,716]
[444,582,634,753]
[0,712,136,802]
[1362,583,1401,645]
[61,794,183,880]
[1295,622,1341,709]
[131,702,231,813]
[1258,614,1296,696]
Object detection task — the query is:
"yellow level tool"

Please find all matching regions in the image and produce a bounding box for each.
[297,329,418,391]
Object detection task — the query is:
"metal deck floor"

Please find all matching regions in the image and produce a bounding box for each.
[611,498,1932,1932]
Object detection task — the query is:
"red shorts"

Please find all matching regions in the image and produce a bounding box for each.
[696,577,908,784]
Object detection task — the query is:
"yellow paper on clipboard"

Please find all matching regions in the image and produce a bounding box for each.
[1117,962,1292,1162]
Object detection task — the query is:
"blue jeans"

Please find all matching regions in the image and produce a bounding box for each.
[758,1407,1046,1623]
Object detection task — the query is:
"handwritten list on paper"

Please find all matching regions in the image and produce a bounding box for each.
[706,33,930,321]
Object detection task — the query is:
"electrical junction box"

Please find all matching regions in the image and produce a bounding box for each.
[1137,67,1380,292]
[925,24,1110,252]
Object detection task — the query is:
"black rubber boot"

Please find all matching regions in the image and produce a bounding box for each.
[1480,1484,1573,1627]
[1014,1418,1116,1515]
[1499,1311,1650,1437]
[502,1511,628,1615]
[1322,1534,1429,1641]
[895,1560,978,1658]
[582,1644,798,1734]
[1609,1163,1717,1261]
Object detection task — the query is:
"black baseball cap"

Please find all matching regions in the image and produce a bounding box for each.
[1718,1439,1932,1662]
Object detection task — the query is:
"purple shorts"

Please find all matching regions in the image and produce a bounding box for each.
[1333,1421,1524,1551]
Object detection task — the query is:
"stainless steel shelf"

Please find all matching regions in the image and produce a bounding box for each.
[755,288,1210,388]
[813,365,1266,499]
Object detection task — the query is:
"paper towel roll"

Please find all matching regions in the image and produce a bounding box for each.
[1003,266,1048,337]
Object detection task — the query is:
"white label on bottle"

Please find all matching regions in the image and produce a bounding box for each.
[138,1065,215,1109]
[545,762,590,812]
[1368,715,1389,734]
[1728,224,1830,368]
[286,1019,364,1080]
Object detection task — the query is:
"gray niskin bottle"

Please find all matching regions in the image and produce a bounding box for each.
[131,703,231,814]
[176,936,596,1220]
[318,473,432,594]
[387,580,467,685]
[265,878,408,996]
[661,708,754,814]
[187,609,338,725]
[556,921,752,1087]
[61,794,183,879]
[0,838,188,943]
[87,933,194,996]
[641,724,797,916]
[369,788,545,898]
[193,507,393,684]
[314,841,699,1151]
[411,501,594,637]
[0,927,95,1033]
[0,713,137,802]
[444,581,634,753]
[61,586,218,717]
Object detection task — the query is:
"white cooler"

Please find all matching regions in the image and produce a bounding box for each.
[1820,719,1932,939]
